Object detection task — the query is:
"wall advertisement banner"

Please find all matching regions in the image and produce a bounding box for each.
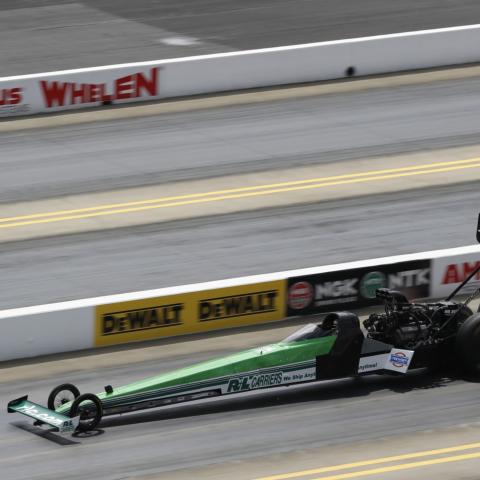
[94,280,286,346]
[431,252,480,299]
[287,259,431,316]
[0,66,161,118]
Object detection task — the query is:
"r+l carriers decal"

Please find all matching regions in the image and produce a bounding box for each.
[225,366,315,393]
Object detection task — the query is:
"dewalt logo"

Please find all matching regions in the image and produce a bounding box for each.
[100,303,183,336]
[198,290,278,321]
[95,280,286,347]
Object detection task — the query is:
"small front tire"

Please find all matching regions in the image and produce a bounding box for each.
[70,393,103,432]
[48,383,80,410]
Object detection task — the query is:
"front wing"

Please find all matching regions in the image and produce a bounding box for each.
[8,396,79,433]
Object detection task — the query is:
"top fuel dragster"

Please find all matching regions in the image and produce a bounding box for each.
[8,216,480,434]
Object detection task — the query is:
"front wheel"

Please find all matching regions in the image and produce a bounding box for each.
[455,313,480,374]
[48,383,80,410]
[70,393,103,432]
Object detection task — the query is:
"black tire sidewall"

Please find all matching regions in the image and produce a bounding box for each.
[47,383,80,410]
[455,313,480,374]
[70,393,103,432]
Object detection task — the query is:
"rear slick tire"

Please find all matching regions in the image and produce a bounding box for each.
[455,313,480,374]
[70,393,103,432]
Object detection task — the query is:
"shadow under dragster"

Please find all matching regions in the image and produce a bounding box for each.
[8,217,480,434]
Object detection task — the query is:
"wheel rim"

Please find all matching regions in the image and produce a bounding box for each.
[77,399,99,429]
[53,390,76,409]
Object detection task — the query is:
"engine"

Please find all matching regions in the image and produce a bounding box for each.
[362,288,472,349]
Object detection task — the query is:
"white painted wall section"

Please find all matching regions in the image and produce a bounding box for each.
[1,24,480,117]
[1,245,479,362]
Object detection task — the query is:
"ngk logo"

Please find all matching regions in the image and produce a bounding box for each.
[388,269,430,288]
[315,279,357,299]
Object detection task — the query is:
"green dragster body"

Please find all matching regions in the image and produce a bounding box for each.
[58,333,336,416]
[9,313,413,432]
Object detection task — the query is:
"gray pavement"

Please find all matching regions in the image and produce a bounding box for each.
[0,181,478,310]
[2,76,480,205]
[2,1,480,76]
[1,329,480,480]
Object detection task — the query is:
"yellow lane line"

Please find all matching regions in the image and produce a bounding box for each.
[0,157,479,225]
[255,442,480,480]
[1,160,480,229]
[307,452,480,480]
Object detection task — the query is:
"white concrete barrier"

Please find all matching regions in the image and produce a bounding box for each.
[0,304,94,361]
[1,244,479,362]
[1,24,480,117]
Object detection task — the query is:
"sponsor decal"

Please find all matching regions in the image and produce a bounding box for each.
[16,404,64,427]
[227,372,283,392]
[199,290,278,321]
[358,362,378,372]
[432,254,480,297]
[282,369,315,383]
[388,268,430,290]
[315,278,358,305]
[383,349,413,373]
[288,281,314,310]
[0,103,31,117]
[40,67,159,108]
[0,87,22,105]
[357,353,389,373]
[61,419,77,433]
[100,303,184,336]
[442,261,480,284]
[287,260,431,315]
[360,271,386,299]
[95,280,285,347]
[226,367,315,393]
[0,87,29,117]
[390,351,408,368]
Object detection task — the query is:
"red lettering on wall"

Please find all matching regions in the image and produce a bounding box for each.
[115,75,134,100]
[463,261,480,279]
[40,67,159,108]
[89,84,100,102]
[442,261,480,284]
[71,84,86,104]
[41,81,69,108]
[442,265,460,284]
[135,67,158,97]
[0,87,23,106]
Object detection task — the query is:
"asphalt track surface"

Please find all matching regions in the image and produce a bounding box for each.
[2,1,480,75]
[1,321,480,480]
[1,75,480,309]
[0,181,477,311]
[2,76,480,205]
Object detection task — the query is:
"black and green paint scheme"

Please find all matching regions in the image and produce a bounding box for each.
[8,312,409,433]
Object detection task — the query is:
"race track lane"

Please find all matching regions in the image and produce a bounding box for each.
[0,181,478,310]
[2,75,480,205]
